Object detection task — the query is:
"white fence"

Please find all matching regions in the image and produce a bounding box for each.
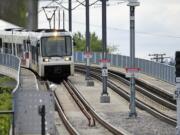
[74,51,175,85]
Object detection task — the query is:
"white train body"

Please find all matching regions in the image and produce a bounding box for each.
[0,29,74,79]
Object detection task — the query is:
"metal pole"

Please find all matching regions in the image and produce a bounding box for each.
[177,92,180,135]
[58,9,60,29]
[53,10,56,29]
[85,0,90,80]
[175,51,180,135]
[85,0,94,86]
[69,0,72,31]
[63,10,65,29]
[102,0,107,94]
[49,19,51,29]
[128,2,139,117]
[100,0,110,103]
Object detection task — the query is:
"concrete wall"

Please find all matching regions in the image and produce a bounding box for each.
[0,0,38,29]
[0,65,18,81]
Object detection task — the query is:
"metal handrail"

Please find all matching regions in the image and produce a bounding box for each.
[74,51,175,85]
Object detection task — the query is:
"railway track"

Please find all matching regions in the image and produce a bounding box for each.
[109,69,176,105]
[75,64,177,126]
[65,79,131,135]
[44,80,131,135]
[38,80,80,135]
[54,90,80,135]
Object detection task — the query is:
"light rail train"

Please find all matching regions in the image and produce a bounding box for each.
[0,29,74,79]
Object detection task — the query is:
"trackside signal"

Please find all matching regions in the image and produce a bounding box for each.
[175,51,180,135]
[175,51,180,78]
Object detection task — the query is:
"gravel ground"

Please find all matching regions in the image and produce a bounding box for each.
[101,111,175,135]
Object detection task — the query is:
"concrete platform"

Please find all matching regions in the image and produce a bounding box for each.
[14,68,55,135]
[20,68,39,91]
[69,73,175,135]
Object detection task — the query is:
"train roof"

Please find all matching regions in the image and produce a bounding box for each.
[0,29,72,39]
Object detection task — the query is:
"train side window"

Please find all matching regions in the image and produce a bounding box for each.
[66,37,72,55]
[23,40,27,51]
[31,46,38,64]
[31,46,36,63]
[13,44,16,55]
[26,44,29,52]
[27,40,30,52]
[17,44,23,57]
[37,41,41,56]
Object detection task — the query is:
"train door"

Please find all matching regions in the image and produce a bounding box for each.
[17,44,23,58]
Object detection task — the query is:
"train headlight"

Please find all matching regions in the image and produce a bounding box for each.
[64,57,71,61]
[53,31,58,37]
[43,58,49,62]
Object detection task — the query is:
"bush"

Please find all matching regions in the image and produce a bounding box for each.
[0,76,13,135]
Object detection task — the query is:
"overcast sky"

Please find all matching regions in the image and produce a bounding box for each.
[1,0,180,60]
[42,0,179,60]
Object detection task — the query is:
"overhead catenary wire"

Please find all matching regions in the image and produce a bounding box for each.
[39,0,128,13]
[64,20,180,39]
[38,0,180,39]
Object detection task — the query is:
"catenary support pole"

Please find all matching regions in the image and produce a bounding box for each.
[100,0,110,103]
[175,51,180,135]
[58,9,60,29]
[69,0,72,31]
[53,10,56,29]
[85,0,94,86]
[63,10,65,29]
[127,0,139,118]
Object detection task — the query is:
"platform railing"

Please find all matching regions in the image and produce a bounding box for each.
[0,52,21,135]
[74,51,175,85]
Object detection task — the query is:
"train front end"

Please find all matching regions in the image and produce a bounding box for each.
[39,31,74,79]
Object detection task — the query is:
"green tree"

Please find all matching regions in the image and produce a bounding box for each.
[73,32,118,53]
[73,32,102,52]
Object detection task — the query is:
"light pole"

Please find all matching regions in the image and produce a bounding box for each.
[127,0,139,117]
[85,0,94,86]
[100,0,110,103]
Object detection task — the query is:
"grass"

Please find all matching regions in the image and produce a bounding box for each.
[0,76,14,135]
[0,76,14,85]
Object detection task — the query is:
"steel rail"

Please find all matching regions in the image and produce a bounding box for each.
[109,69,175,104]
[108,72,176,110]
[66,79,132,135]
[75,66,177,126]
[54,91,80,135]
[62,80,95,126]
[76,64,176,110]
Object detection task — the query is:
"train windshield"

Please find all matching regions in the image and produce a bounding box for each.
[41,36,72,57]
